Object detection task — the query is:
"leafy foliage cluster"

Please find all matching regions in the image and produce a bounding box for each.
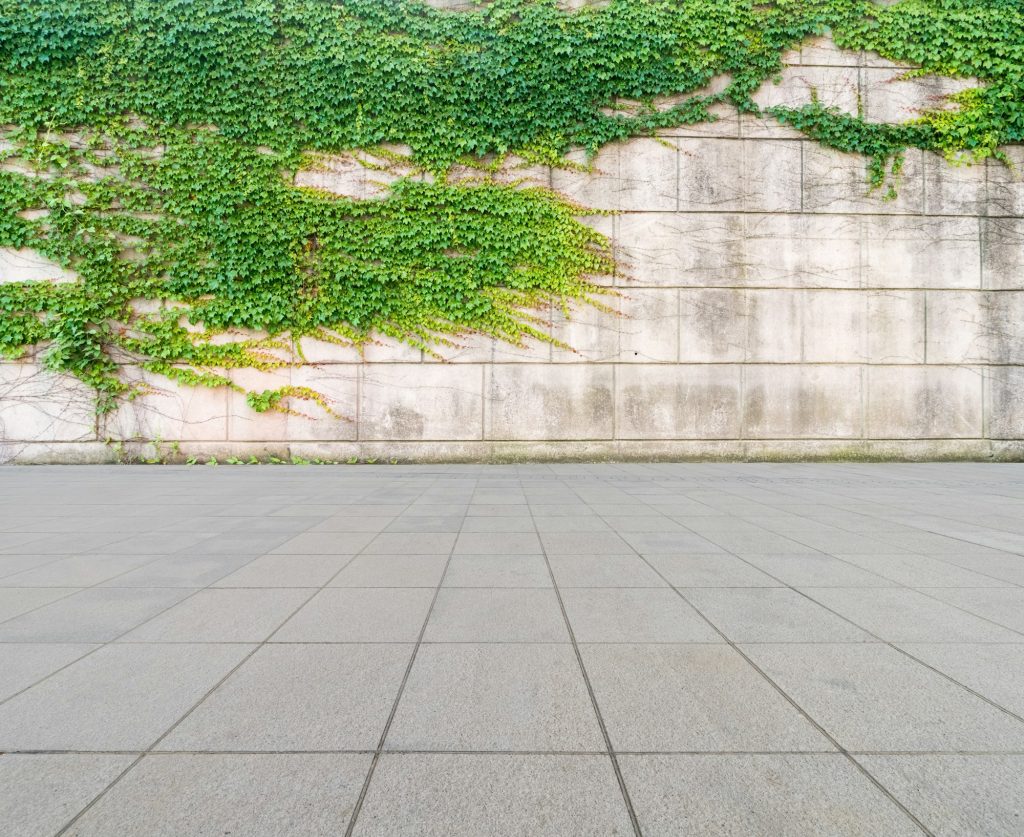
[0,0,1020,414]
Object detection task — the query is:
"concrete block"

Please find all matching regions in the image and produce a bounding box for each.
[798,35,861,67]
[0,364,96,442]
[744,365,863,439]
[867,291,926,363]
[925,291,989,364]
[744,291,803,363]
[982,219,1024,290]
[803,146,924,214]
[988,147,1024,217]
[552,139,677,211]
[657,101,741,139]
[863,216,980,289]
[752,65,859,116]
[737,113,807,140]
[988,367,1024,440]
[679,289,747,363]
[867,366,983,438]
[618,289,679,363]
[102,368,228,442]
[289,365,360,440]
[863,68,980,124]
[615,365,742,440]
[616,213,744,287]
[486,365,613,440]
[361,365,483,441]
[742,140,804,212]
[677,138,747,211]
[799,291,865,363]
[741,214,862,288]
[550,300,617,364]
[924,154,988,216]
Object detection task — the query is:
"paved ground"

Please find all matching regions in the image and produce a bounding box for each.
[0,464,1023,835]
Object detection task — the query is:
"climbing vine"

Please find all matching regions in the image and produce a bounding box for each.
[0,0,1021,414]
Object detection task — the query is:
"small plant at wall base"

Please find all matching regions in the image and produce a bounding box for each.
[0,0,1021,415]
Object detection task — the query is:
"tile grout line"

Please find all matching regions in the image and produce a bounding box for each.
[341,477,475,837]
[526,487,644,837]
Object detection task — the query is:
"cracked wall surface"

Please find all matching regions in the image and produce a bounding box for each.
[1,38,1022,463]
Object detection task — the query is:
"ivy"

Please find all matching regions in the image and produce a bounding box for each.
[0,0,1021,414]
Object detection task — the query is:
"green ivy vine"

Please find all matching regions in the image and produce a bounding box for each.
[0,0,1021,415]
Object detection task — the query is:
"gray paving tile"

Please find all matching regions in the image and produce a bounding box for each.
[897,643,1024,717]
[354,754,632,836]
[269,531,377,555]
[800,588,1023,643]
[921,588,1024,634]
[273,588,434,642]
[739,554,897,587]
[442,555,552,587]
[561,589,718,643]
[0,586,80,622]
[600,516,686,533]
[67,753,372,836]
[580,644,829,752]
[310,516,396,533]
[744,643,1024,752]
[212,554,351,587]
[385,644,603,751]
[547,554,666,587]
[119,589,311,643]
[330,555,448,587]
[424,588,567,642]
[539,532,635,555]
[454,532,542,555]
[621,754,919,836]
[364,533,458,555]
[100,554,258,587]
[0,643,98,702]
[0,587,194,642]
[532,516,610,533]
[858,755,1024,837]
[0,555,66,579]
[1,555,158,587]
[702,532,822,554]
[459,516,536,533]
[386,515,465,533]
[160,644,412,751]
[0,644,253,750]
[466,504,531,517]
[683,588,874,643]
[622,531,727,554]
[834,554,1014,588]
[0,754,134,837]
[642,553,780,587]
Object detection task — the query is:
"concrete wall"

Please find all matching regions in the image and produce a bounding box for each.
[2,37,1023,463]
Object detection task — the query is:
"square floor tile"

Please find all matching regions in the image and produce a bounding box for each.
[454,533,542,555]
[119,589,311,643]
[0,754,134,837]
[0,588,194,643]
[330,555,448,587]
[385,516,465,533]
[683,588,874,643]
[547,555,666,588]
[920,588,1024,634]
[270,531,377,555]
[273,587,434,642]
[100,555,257,588]
[738,554,896,587]
[0,643,253,750]
[364,533,458,555]
[160,644,412,751]
[442,555,551,587]
[539,533,634,555]
[642,554,779,587]
[385,644,602,751]
[561,589,718,643]
[621,532,725,554]
[858,755,1024,837]
[897,643,1024,717]
[212,555,351,587]
[459,517,537,533]
[834,554,1013,588]
[620,754,918,836]
[355,754,632,836]
[69,753,372,836]
[0,587,80,622]
[0,643,98,702]
[799,588,1022,643]
[1,555,158,587]
[580,644,829,752]
[744,643,1024,752]
[424,588,567,642]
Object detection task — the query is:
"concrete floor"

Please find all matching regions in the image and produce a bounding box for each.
[0,464,1023,836]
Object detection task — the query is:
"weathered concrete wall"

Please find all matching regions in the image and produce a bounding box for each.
[2,37,1023,462]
